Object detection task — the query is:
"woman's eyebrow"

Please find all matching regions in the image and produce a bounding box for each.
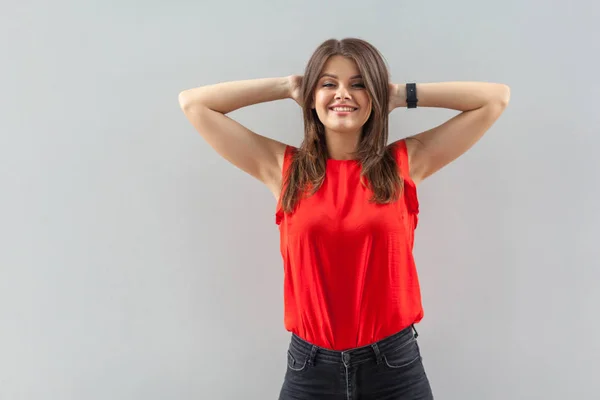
[319,73,363,79]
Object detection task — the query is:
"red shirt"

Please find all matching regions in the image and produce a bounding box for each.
[275,139,423,351]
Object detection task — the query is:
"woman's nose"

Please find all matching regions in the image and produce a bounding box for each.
[335,87,351,99]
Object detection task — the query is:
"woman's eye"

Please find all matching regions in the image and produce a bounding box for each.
[321,82,365,88]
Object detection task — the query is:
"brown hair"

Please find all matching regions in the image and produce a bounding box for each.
[280,38,404,213]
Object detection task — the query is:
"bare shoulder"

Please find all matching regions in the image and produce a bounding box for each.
[260,140,289,201]
[388,137,423,185]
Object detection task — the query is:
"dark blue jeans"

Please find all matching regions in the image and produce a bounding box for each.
[279,325,434,400]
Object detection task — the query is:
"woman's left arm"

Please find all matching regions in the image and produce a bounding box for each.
[390,82,511,185]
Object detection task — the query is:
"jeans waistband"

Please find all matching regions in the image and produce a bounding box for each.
[289,324,418,366]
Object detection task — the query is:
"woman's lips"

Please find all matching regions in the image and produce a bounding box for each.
[329,106,358,115]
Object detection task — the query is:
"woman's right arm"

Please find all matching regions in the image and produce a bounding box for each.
[178,77,295,198]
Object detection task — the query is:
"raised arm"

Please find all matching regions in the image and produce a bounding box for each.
[178,77,295,197]
[389,82,511,184]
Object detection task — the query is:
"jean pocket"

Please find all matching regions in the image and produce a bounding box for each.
[382,336,421,369]
[287,350,308,372]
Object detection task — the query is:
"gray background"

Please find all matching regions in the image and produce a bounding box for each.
[1,1,599,399]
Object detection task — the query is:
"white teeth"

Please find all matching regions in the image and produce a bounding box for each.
[331,107,355,112]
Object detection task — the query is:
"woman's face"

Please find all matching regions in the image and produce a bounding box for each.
[312,55,372,135]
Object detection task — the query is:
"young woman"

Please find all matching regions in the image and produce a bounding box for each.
[179,38,510,399]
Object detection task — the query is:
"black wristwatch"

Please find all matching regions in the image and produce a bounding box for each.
[406,83,418,109]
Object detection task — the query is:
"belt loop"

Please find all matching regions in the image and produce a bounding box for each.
[371,343,382,365]
[307,345,318,366]
[412,324,419,338]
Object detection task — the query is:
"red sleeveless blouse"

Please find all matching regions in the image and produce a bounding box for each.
[275,139,423,351]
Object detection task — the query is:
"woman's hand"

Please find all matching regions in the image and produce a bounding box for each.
[287,75,303,107]
[388,82,405,113]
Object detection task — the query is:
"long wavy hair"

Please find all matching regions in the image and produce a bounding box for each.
[280,38,405,214]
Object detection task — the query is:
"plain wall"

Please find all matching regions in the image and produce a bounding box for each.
[1,1,599,399]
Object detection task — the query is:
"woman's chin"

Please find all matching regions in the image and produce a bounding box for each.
[325,122,362,134]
